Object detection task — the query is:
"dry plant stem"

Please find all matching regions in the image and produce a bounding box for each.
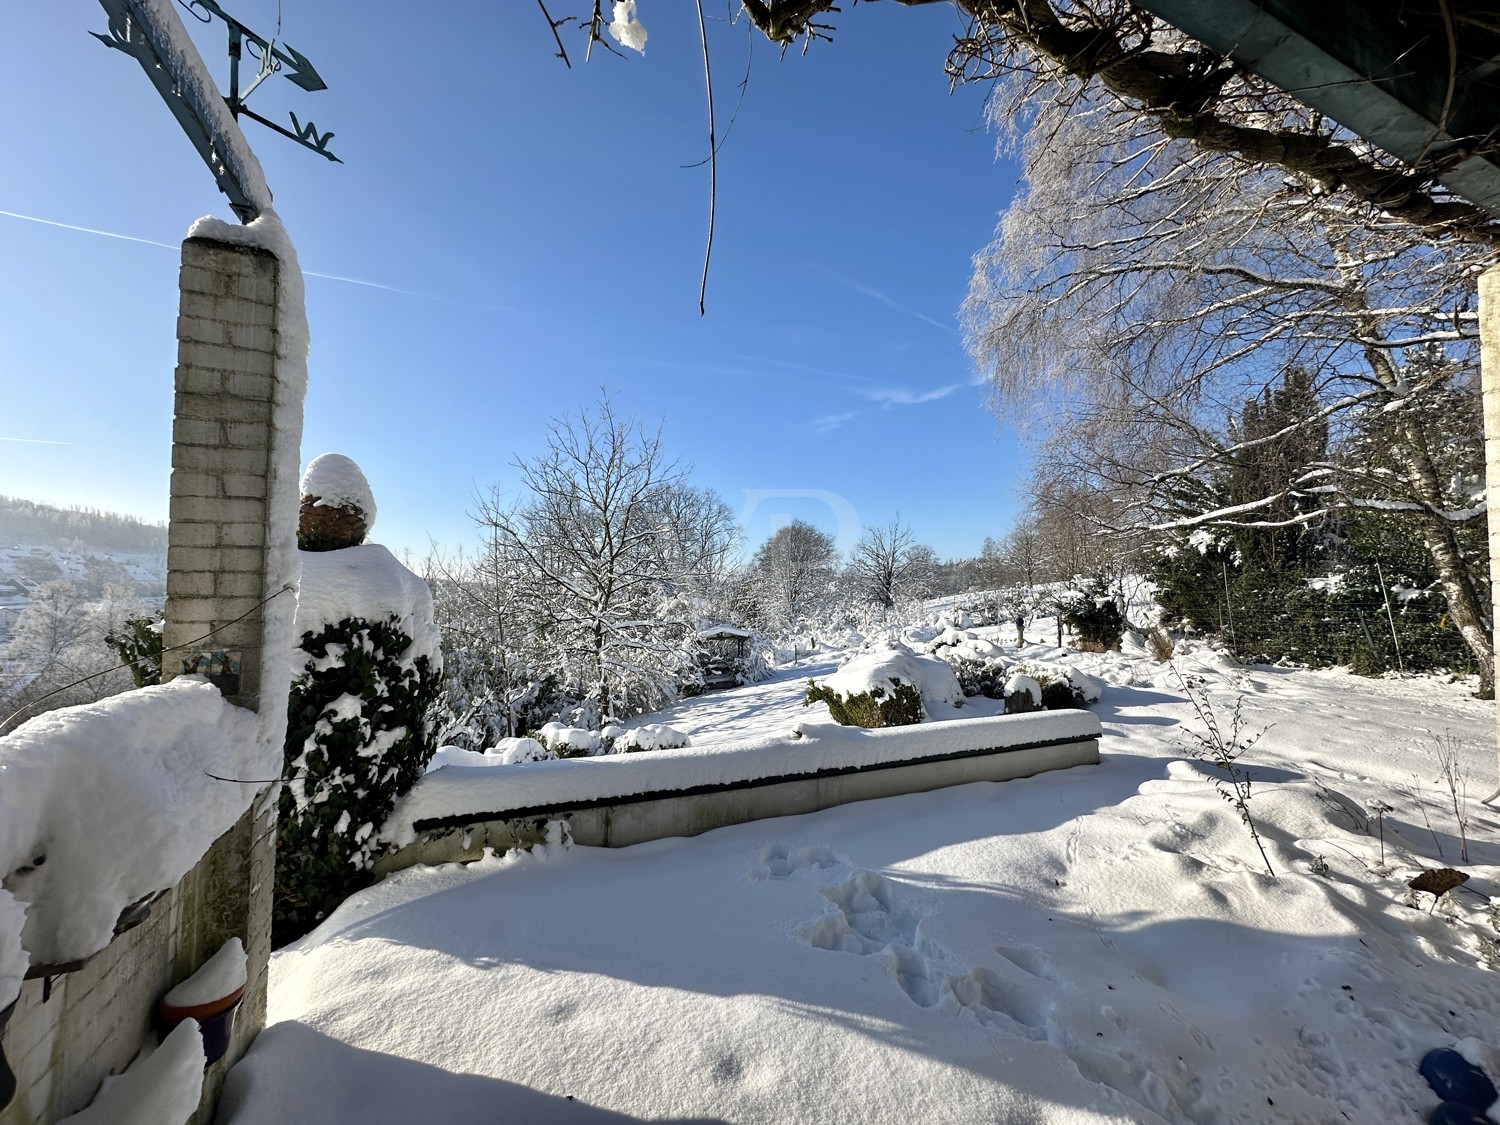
[1172,666,1275,878]
[1407,775,1445,859]
[1435,733,1471,862]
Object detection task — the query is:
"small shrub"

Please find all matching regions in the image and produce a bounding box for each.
[1062,580,1125,652]
[940,654,1010,699]
[1009,663,1088,710]
[805,678,924,728]
[104,614,165,689]
[1040,678,1083,710]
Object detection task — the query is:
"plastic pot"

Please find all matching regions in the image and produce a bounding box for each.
[157,984,245,1065]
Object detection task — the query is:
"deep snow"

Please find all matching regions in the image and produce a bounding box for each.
[220,633,1500,1124]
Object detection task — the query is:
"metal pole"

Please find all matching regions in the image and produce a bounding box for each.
[1375,560,1405,674]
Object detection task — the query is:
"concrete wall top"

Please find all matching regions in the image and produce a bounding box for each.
[386,710,1103,843]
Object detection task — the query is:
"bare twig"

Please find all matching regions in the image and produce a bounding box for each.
[536,0,573,68]
[695,0,717,316]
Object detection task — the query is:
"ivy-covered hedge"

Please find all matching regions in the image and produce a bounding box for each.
[275,613,440,946]
[805,678,924,728]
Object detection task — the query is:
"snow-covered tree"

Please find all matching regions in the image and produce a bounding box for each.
[965,91,1494,693]
[746,519,838,633]
[473,397,734,723]
[848,517,934,621]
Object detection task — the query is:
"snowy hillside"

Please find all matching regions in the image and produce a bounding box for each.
[219,633,1500,1124]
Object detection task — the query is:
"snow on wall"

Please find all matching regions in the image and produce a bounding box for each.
[299,454,377,533]
[0,679,268,988]
[384,710,1102,846]
[294,545,440,669]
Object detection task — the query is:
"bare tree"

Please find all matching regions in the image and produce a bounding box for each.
[748,519,839,631]
[474,396,694,723]
[965,91,1495,692]
[735,1,1500,248]
[849,517,934,620]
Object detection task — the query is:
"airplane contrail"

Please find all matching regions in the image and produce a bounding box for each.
[1,207,493,306]
[0,436,72,445]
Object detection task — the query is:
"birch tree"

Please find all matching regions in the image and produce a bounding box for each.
[964,92,1495,692]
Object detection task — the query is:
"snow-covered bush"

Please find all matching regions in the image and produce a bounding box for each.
[1062,579,1125,652]
[276,458,442,947]
[805,643,962,728]
[614,723,691,753]
[537,722,600,758]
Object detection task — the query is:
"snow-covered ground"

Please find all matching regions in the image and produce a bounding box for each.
[219,636,1500,1124]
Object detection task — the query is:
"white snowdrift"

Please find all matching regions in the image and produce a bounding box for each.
[384,710,1102,845]
[0,678,267,978]
[60,1018,204,1125]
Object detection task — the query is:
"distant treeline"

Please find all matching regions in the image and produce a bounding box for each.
[0,496,167,554]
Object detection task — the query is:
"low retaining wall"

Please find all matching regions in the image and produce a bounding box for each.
[377,711,1101,874]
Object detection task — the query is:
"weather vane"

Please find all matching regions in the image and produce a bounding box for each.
[93,0,338,222]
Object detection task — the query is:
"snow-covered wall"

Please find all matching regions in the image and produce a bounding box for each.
[379,711,1101,871]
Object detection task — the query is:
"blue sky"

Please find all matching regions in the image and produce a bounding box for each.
[1,2,1027,562]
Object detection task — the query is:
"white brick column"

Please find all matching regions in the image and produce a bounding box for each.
[162,235,288,1121]
[164,238,281,707]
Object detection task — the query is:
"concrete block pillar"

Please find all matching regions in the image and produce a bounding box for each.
[162,235,289,1119]
[1480,266,1500,800]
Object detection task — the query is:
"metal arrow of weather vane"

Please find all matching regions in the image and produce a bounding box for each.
[94,0,338,222]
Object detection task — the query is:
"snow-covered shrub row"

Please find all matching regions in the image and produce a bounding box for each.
[0,678,269,999]
[276,544,442,947]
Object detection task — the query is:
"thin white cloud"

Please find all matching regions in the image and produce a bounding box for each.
[0,207,500,308]
[806,262,957,334]
[812,411,858,433]
[858,382,966,408]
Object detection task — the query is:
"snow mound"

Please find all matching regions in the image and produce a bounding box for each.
[60,1018,204,1125]
[295,545,439,668]
[0,678,267,970]
[300,453,376,533]
[817,643,963,716]
[538,723,601,755]
[615,724,690,753]
[427,738,554,772]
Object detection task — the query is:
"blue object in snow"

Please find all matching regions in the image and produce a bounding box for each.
[1429,1101,1493,1125]
[1421,1049,1498,1111]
